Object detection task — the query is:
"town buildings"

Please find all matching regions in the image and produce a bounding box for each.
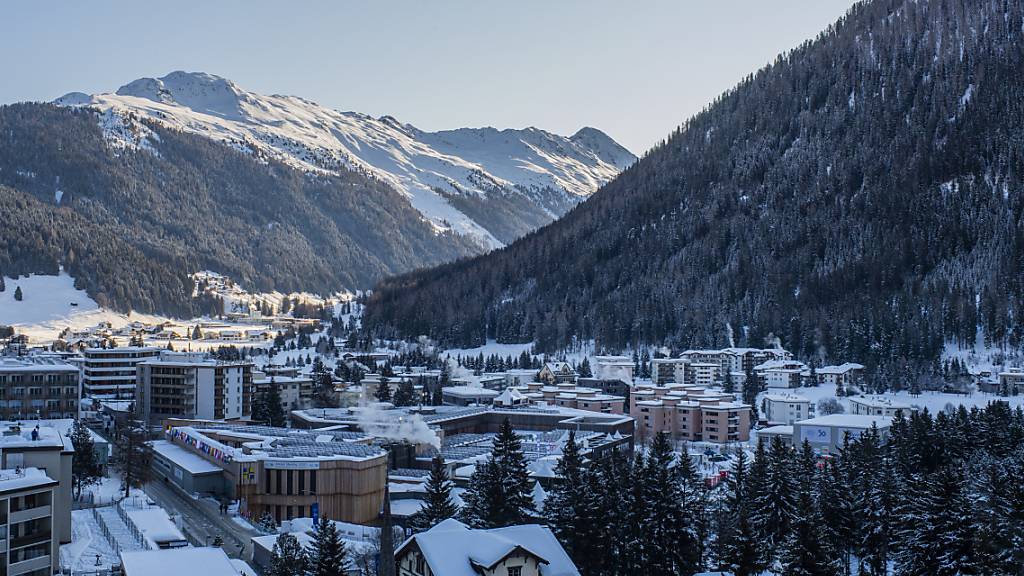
[791,414,893,453]
[592,356,634,385]
[0,357,79,420]
[0,421,73,548]
[81,346,160,400]
[537,362,576,385]
[816,363,866,388]
[509,382,626,414]
[998,368,1024,395]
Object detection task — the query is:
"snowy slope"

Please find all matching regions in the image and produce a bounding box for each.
[55,71,634,247]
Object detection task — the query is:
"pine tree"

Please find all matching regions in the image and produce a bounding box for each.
[115,425,151,499]
[309,517,348,576]
[578,357,592,378]
[13,286,22,301]
[641,432,701,576]
[778,441,837,576]
[410,456,458,531]
[251,387,270,425]
[460,418,533,528]
[392,380,415,407]
[257,511,278,533]
[266,381,286,427]
[543,431,589,564]
[723,369,736,393]
[750,436,795,567]
[268,532,308,576]
[70,419,102,500]
[718,449,759,576]
[375,376,392,403]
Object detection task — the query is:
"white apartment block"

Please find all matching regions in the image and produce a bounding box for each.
[0,467,59,576]
[593,356,634,385]
[849,396,913,417]
[137,352,254,426]
[82,346,160,400]
[761,394,813,425]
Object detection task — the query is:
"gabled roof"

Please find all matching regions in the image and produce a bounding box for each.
[397,519,579,576]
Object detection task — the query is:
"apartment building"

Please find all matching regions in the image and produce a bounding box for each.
[512,382,626,414]
[592,356,634,385]
[678,348,793,384]
[816,363,866,388]
[629,383,751,443]
[0,467,59,576]
[136,352,253,426]
[650,358,687,385]
[538,362,577,385]
[998,369,1024,394]
[849,396,913,417]
[761,394,813,425]
[0,358,79,420]
[81,346,160,399]
[253,372,314,412]
[0,422,73,547]
[753,360,809,389]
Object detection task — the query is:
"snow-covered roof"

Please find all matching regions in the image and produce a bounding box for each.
[796,414,893,429]
[442,386,500,398]
[397,519,579,576]
[120,547,239,576]
[0,356,78,373]
[848,396,912,409]
[0,467,56,493]
[817,363,865,375]
[763,394,810,403]
[150,440,222,475]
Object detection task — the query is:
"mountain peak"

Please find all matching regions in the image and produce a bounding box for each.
[115,71,247,120]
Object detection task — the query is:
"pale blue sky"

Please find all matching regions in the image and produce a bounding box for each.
[2,1,857,154]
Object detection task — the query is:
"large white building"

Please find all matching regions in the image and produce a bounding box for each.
[849,396,913,417]
[136,352,254,426]
[0,357,79,420]
[82,346,160,400]
[761,394,813,425]
[0,467,60,576]
[592,356,634,385]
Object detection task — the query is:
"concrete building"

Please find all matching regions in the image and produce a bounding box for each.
[120,547,243,576]
[792,414,893,453]
[817,363,866,388]
[998,369,1024,395]
[754,360,808,389]
[0,357,79,420]
[161,421,388,525]
[592,356,634,385]
[680,348,793,382]
[504,369,540,388]
[253,373,314,412]
[442,386,501,406]
[396,518,579,576]
[849,396,913,417]
[629,384,751,443]
[761,394,813,425]
[136,353,254,426]
[0,467,59,576]
[82,346,160,400]
[0,422,73,548]
[650,358,688,385]
[511,382,626,415]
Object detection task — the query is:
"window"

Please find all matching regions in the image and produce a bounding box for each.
[415,555,426,574]
[508,567,523,576]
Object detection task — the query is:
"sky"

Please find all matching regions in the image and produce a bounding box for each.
[1,1,857,155]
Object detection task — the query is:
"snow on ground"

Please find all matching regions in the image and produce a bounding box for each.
[443,340,536,360]
[0,271,169,344]
[62,509,122,572]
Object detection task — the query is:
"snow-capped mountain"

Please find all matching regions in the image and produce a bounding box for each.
[56,71,634,247]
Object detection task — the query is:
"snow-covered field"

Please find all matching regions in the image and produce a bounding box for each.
[0,272,169,343]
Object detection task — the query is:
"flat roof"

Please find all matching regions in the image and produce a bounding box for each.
[0,467,56,494]
[150,440,222,475]
[797,414,893,428]
[0,357,78,373]
[120,547,238,576]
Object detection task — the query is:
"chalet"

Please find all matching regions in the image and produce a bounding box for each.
[396,518,579,576]
[538,362,577,385]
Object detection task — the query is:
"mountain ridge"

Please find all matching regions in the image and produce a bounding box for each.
[55,71,635,246]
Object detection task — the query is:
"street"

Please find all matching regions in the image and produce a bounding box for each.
[144,479,257,560]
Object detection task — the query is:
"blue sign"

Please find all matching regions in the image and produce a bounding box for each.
[311,502,319,531]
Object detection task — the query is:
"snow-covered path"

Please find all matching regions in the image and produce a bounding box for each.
[61,509,122,572]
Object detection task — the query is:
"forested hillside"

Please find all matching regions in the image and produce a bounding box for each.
[0,104,479,316]
[365,0,1024,372]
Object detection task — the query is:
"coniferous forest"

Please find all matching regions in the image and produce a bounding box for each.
[464,404,1023,576]
[365,0,1024,370]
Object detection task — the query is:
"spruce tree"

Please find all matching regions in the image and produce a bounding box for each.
[460,418,533,528]
[543,431,589,564]
[268,532,308,576]
[392,380,415,407]
[115,425,151,499]
[309,517,348,576]
[642,432,701,576]
[410,456,458,531]
[257,511,278,533]
[70,419,102,500]
[375,376,392,403]
[578,357,592,378]
[778,441,837,576]
[750,436,795,567]
[719,449,759,576]
[13,286,22,301]
[266,381,286,427]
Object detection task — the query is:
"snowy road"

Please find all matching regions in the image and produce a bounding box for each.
[144,480,256,559]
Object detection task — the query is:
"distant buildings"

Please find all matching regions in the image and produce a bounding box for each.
[537,362,576,385]
[790,414,893,453]
[510,382,626,415]
[816,363,865,388]
[0,357,79,420]
[395,518,579,576]
[0,421,74,547]
[848,396,913,417]
[998,369,1024,395]
[753,360,808,389]
[592,356,634,385]
[81,346,160,400]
